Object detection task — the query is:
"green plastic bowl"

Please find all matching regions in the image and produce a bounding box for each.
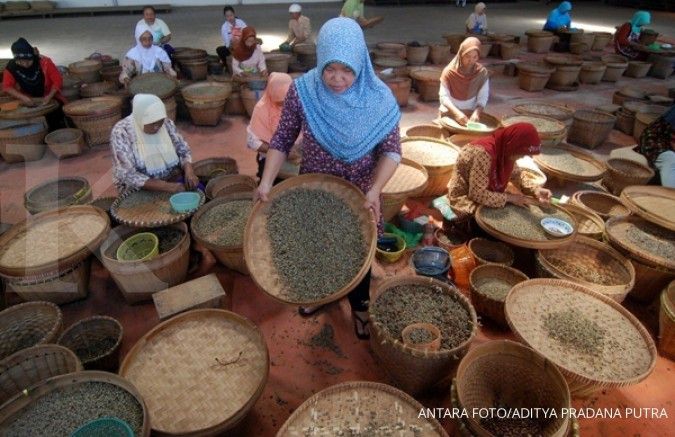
[170,192,201,213]
[71,417,134,437]
[116,232,159,262]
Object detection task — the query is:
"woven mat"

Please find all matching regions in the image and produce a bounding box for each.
[278,381,447,436]
[120,310,267,435]
[111,190,204,228]
[402,139,459,167]
[505,280,655,384]
[382,159,427,196]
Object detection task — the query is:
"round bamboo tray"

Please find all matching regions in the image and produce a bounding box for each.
[45,128,87,159]
[79,81,116,98]
[6,259,92,305]
[369,276,478,395]
[439,111,500,136]
[401,137,460,197]
[559,203,604,240]
[404,124,448,141]
[244,174,377,306]
[24,176,92,215]
[505,279,657,396]
[571,190,629,220]
[501,114,567,147]
[0,371,150,436]
[513,102,573,126]
[475,203,578,250]
[0,100,59,120]
[0,117,48,164]
[660,281,675,360]
[57,316,123,372]
[469,265,528,328]
[205,174,257,200]
[517,63,555,92]
[0,301,62,361]
[277,381,448,436]
[567,110,616,149]
[128,73,178,99]
[0,344,82,406]
[619,186,675,231]
[603,158,655,195]
[534,142,606,183]
[456,340,571,437]
[0,205,110,279]
[467,237,514,266]
[120,309,268,436]
[193,156,239,185]
[110,189,204,228]
[191,193,252,275]
[448,133,479,148]
[381,158,428,221]
[604,215,675,272]
[100,223,190,304]
[535,236,635,302]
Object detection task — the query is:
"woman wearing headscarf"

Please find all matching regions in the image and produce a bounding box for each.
[119,25,176,87]
[254,18,401,339]
[447,123,552,217]
[466,3,488,35]
[231,26,268,78]
[543,2,572,32]
[110,94,198,194]
[247,72,299,181]
[614,11,651,60]
[439,37,489,126]
[2,37,65,129]
[340,0,383,29]
[634,105,675,188]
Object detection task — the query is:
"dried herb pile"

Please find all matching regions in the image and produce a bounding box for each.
[194,200,252,247]
[625,222,675,260]
[475,278,513,300]
[538,148,600,176]
[543,308,606,356]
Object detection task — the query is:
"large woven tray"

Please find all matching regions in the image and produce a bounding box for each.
[502,113,566,137]
[401,137,460,168]
[505,279,657,396]
[382,157,428,197]
[277,381,448,436]
[244,174,377,306]
[119,309,268,436]
[110,189,205,228]
[620,186,675,231]
[475,203,578,249]
[0,100,59,120]
[63,96,121,117]
[513,102,574,123]
[439,112,500,135]
[128,73,178,99]
[534,143,606,182]
[0,205,110,278]
[604,215,675,271]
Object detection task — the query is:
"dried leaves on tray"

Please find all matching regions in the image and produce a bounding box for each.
[402,140,459,167]
[480,204,573,241]
[115,190,173,222]
[625,221,675,261]
[194,200,252,247]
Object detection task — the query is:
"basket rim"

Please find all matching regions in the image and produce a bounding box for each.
[381,157,429,196]
[44,128,84,145]
[513,102,574,120]
[0,301,63,354]
[604,215,675,271]
[558,202,604,239]
[619,185,675,232]
[63,96,122,117]
[56,315,123,364]
[501,113,567,135]
[401,136,461,169]
[572,190,630,218]
[469,263,528,303]
[204,174,255,200]
[606,157,656,178]
[534,142,606,183]
[99,222,189,267]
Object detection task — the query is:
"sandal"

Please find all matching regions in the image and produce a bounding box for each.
[352,311,370,340]
[298,304,324,317]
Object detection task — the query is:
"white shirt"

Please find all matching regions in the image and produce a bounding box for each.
[135,18,171,45]
[438,79,490,112]
[221,18,247,48]
[466,13,488,33]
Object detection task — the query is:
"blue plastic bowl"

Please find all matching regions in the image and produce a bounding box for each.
[71,417,134,437]
[170,192,201,213]
[411,247,450,277]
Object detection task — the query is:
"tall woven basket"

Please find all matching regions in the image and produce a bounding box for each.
[603,158,655,195]
[567,110,616,149]
[659,281,675,361]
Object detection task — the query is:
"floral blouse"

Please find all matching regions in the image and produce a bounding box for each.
[118,58,176,84]
[110,116,191,193]
[636,117,675,167]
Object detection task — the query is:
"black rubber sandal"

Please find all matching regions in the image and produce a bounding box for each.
[352,311,370,340]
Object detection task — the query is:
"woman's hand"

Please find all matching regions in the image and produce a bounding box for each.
[183,165,199,190]
[455,112,469,126]
[254,181,272,203]
[364,189,381,222]
[41,96,52,106]
[20,95,36,107]
[260,70,269,78]
[469,110,481,123]
[534,187,552,204]
[505,193,530,208]
[166,182,184,193]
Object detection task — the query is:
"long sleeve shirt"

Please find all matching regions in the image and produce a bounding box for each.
[2,56,65,103]
[232,46,267,76]
[135,18,171,45]
[221,18,247,48]
[285,15,311,45]
[119,58,176,84]
[466,13,487,33]
[438,79,490,113]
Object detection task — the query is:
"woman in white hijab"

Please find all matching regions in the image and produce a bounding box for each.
[111,94,198,194]
[119,25,176,87]
[466,2,488,34]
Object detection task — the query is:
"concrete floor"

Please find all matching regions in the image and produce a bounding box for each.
[1,2,675,436]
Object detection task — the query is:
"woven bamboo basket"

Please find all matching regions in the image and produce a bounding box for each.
[68,59,102,84]
[500,42,521,60]
[0,301,62,361]
[501,114,567,147]
[629,258,675,303]
[633,111,662,141]
[442,33,464,53]
[0,371,150,436]
[534,142,606,183]
[406,44,430,65]
[6,259,92,305]
[244,174,376,306]
[410,69,441,102]
[648,94,674,106]
[24,176,92,215]
[404,124,449,141]
[64,97,122,146]
[79,81,116,98]
[407,65,442,92]
[376,42,407,59]
[185,98,226,126]
[263,53,291,73]
[601,54,629,82]
[527,31,554,53]
[456,340,571,436]
[567,110,615,149]
[619,185,675,232]
[369,276,478,395]
[624,61,652,78]
[205,174,257,200]
[647,53,675,79]
[191,193,252,275]
[603,158,655,195]
[596,103,621,115]
[100,223,190,304]
[182,81,232,102]
[110,189,203,228]
[579,62,607,84]
[559,203,604,240]
[240,86,264,118]
[57,316,123,371]
[513,102,573,126]
[517,63,555,92]
[0,117,48,163]
[468,237,515,266]
[615,108,635,135]
[162,96,176,122]
[0,345,82,406]
[571,190,629,220]
[505,279,657,397]
[401,137,460,197]
[120,309,267,436]
[429,43,452,65]
[193,157,239,185]
[535,236,635,302]
[478,42,492,59]
[382,77,411,107]
[278,381,448,436]
[45,128,87,159]
[659,281,675,360]
[544,55,583,88]
[591,32,613,51]
[381,158,429,221]
[100,65,122,83]
[180,58,208,81]
[469,265,528,328]
[569,42,588,55]
[448,134,478,148]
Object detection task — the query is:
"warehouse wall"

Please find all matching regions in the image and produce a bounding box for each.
[54,1,332,7]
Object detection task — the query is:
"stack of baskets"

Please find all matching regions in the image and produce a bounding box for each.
[0,117,48,163]
[375,42,406,59]
[181,81,232,126]
[544,55,583,89]
[293,43,317,70]
[516,63,555,92]
[601,54,629,82]
[526,30,554,53]
[174,48,208,81]
[579,61,607,84]
[613,86,647,106]
[100,65,122,84]
[63,96,122,146]
[567,109,616,149]
[264,53,292,73]
[68,59,103,84]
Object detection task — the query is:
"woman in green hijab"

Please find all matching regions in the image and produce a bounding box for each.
[614,10,651,60]
[341,0,383,29]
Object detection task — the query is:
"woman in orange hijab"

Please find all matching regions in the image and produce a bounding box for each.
[231,26,268,77]
[439,37,489,126]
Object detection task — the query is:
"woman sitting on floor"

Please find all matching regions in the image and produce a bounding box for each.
[466,2,488,35]
[232,26,268,78]
[119,26,176,87]
[614,10,651,61]
[135,5,174,59]
[340,0,383,29]
[635,105,675,188]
